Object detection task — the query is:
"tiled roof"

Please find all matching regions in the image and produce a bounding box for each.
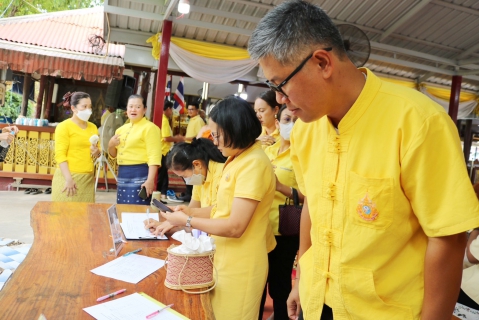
[0,7,124,58]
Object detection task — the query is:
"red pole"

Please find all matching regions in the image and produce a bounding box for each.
[448,75,462,124]
[153,20,173,129]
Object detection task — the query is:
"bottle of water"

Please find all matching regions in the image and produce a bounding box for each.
[0,131,15,148]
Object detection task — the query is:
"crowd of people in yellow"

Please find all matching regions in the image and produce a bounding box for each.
[41,0,479,319]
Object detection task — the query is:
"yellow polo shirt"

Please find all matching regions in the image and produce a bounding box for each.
[161,114,173,156]
[113,117,162,166]
[192,161,224,208]
[290,68,479,320]
[55,119,98,173]
[264,142,298,235]
[260,127,280,144]
[185,115,204,140]
[209,141,276,319]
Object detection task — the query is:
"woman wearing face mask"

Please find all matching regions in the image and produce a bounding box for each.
[52,92,100,202]
[144,138,226,236]
[259,105,304,320]
[254,90,281,147]
[161,97,276,320]
[108,94,162,205]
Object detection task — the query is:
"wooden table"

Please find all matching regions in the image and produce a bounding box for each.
[0,202,214,319]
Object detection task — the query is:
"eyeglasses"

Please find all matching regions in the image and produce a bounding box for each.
[187,108,196,111]
[265,47,332,98]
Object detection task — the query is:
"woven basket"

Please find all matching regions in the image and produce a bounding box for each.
[164,244,217,294]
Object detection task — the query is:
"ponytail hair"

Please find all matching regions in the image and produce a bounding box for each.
[166,138,226,171]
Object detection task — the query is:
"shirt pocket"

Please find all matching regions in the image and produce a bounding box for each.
[341,266,413,320]
[348,172,393,230]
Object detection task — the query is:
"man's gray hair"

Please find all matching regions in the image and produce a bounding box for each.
[248,0,346,65]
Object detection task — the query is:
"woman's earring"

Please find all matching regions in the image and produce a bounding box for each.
[274,114,277,119]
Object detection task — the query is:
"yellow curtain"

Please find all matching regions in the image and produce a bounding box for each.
[423,85,477,103]
[147,33,251,61]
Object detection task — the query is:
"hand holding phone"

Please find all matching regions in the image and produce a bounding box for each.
[138,186,148,200]
[152,198,173,212]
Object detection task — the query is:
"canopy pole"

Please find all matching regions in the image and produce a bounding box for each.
[152,20,172,129]
[448,75,462,123]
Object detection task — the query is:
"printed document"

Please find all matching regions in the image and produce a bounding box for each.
[120,212,167,240]
[91,254,165,284]
[84,292,189,320]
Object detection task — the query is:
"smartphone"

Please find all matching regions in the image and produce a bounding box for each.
[138,187,148,200]
[151,198,173,212]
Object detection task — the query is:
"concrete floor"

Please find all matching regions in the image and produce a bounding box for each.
[0,190,117,244]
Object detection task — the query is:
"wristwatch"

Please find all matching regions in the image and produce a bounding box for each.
[186,216,193,228]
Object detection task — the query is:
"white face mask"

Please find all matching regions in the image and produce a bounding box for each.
[76,108,92,121]
[279,122,294,141]
[184,169,206,185]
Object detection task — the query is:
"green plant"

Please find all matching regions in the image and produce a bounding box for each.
[0,91,35,122]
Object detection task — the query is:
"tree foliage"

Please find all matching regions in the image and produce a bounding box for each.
[0,91,35,122]
[1,0,103,18]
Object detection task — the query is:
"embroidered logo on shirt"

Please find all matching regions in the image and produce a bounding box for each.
[356,193,379,221]
[225,173,230,182]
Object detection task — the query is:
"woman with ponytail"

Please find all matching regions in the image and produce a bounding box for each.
[144,138,226,236]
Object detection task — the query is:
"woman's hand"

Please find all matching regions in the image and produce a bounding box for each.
[90,144,100,158]
[256,135,276,146]
[2,125,19,134]
[62,178,77,197]
[287,281,301,320]
[145,220,175,236]
[108,134,121,148]
[140,179,155,197]
[173,205,191,216]
[160,210,188,226]
[0,132,14,144]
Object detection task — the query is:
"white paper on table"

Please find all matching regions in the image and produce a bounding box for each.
[83,292,188,320]
[120,212,167,240]
[90,254,165,284]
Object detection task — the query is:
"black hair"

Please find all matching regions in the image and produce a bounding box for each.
[209,96,262,149]
[71,92,90,107]
[188,102,199,110]
[128,94,146,108]
[258,90,281,110]
[166,138,226,171]
[277,105,288,121]
[164,101,174,111]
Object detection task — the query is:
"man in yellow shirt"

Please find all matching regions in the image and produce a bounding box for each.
[184,103,205,142]
[157,101,185,203]
[180,103,206,201]
[249,1,479,320]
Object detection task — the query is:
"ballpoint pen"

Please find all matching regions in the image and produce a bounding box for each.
[146,304,174,319]
[96,289,126,302]
[146,208,150,224]
[123,248,142,257]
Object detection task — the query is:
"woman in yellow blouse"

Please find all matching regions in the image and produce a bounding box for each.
[260,105,304,320]
[52,92,100,202]
[145,138,226,236]
[255,90,281,147]
[162,97,276,320]
[108,94,162,205]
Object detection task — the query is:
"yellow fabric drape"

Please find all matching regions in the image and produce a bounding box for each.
[146,33,250,61]
[423,85,477,103]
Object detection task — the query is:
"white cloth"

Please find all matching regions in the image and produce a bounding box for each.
[420,86,478,119]
[170,230,215,254]
[168,43,258,84]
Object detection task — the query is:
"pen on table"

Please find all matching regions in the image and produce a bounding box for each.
[146,304,174,319]
[96,289,126,302]
[123,248,142,257]
[147,208,150,224]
